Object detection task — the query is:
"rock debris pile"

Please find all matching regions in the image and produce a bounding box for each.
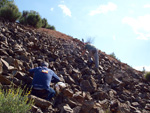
[0,20,150,113]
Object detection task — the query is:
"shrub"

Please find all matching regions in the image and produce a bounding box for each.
[0,0,14,8]
[19,10,42,28]
[144,72,150,81]
[42,18,48,28]
[109,52,120,61]
[0,2,21,22]
[0,86,34,113]
[26,10,42,28]
[110,52,116,59]
[19,10,56,29]
[47,24,56,30]
[19,10,29,25]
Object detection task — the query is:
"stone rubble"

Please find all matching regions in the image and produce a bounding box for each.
[0,20,150,113]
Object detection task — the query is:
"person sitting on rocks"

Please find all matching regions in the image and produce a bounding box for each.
[29,61,60,101]
[82,42,99,69]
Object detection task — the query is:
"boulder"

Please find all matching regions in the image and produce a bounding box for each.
[92,91,108,100]
[73,93,84,104]
[30,105,43,113]
[29,95,52,110]
[0,74,11,85]
[1,58,16,71]
[80,80,94,93]
[60,104,73,113]
[63,88,73,98]
[80,100,95,113]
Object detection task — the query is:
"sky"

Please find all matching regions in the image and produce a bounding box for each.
[14,0,150,71]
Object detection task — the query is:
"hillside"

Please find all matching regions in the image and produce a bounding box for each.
[0,20,150,113]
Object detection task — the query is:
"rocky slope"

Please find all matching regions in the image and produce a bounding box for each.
[0,20,150,113]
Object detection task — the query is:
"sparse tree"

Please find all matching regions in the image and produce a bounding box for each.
[110,52,116,58]
[19,10,29,25]
[0,2,21,22]
[19,10,56,29]
[42,18,48,28]
[47,24,56,30]
[0,0,14,8]
[26,10,42,28]
[19,10,42,28]
[109,52,120,61]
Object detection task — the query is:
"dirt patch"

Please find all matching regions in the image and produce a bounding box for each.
[37,28,73,40]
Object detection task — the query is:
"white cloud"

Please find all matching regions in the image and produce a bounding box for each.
[129,10,134,14]
[122,15,150,40]
[58,4,71,17]
[89,2,117,16]
[134,65,150,72]
[130,4,136,7]
[50,8,54,11]
[144,4,150,8]
[60,1,65,3]
[113,35,116,40]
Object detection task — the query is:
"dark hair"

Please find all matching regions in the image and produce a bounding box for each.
[41,61,49,67]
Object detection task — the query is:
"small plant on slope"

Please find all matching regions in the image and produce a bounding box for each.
[0,86,34,113]
[144,72,150,81]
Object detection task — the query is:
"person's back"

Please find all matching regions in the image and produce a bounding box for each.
[31,66,58,90]
[83,43,99,69]
[29,61,60,101]
[85,43,96,51]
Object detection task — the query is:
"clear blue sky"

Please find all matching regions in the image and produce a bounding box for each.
[14,0,150,71]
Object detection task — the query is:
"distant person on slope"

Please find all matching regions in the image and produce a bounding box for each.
[29,61,60,101]
[82,42,99,69]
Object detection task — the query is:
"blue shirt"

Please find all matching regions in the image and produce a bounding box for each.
[85,43,96,51]
[29,66,60,90]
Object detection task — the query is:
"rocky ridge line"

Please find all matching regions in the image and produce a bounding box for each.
[0,20,150,113]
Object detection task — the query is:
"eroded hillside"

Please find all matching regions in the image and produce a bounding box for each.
[0,20,150,113]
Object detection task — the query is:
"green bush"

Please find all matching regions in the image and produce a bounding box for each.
[109,52,116,58]
[144,72,150,81]
[109,52,120,61]
[0,86,34,113]
[42,18,48,28]
[19,10,29,25]
[47,24,56,30]
[0,0,14,8]
[19,10,56,29]
[26,11,42,28]
[19,10,42,28]
[0,2,21,22]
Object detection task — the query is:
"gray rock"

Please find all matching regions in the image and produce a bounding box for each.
[60,104,73,113]
[80,100,95,113]
[29,95,52,110]
[80,80,93,93]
